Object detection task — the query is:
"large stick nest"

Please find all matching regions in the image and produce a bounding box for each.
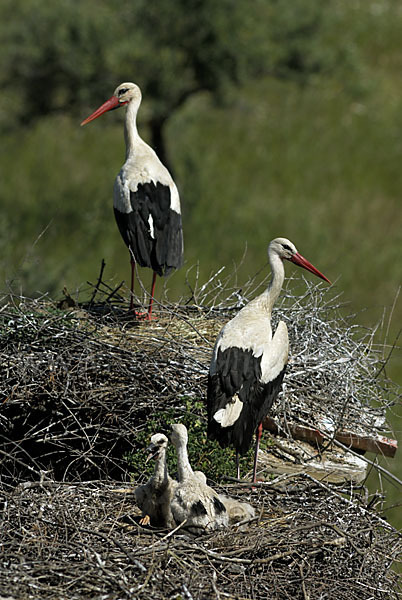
[0,268,401,598]
[1,476,400,599]
[1,270,398,481]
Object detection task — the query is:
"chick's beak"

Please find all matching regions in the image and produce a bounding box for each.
[145,444,159,463]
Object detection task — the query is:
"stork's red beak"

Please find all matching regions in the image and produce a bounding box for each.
[289,253,331,284]
[80,95,121,126]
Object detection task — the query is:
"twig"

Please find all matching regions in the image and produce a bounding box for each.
[89,259,107,306]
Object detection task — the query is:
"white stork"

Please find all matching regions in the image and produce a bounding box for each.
[81,82,183,318]
[207,237,330,483]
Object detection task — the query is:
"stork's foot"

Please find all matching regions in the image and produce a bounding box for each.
[128,305,157,320]
[139,514,151,526]
[250,478,264,491]
[133,311,157,321]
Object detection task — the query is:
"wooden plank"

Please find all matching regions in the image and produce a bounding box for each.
[262,416,398,458]
[335,431,398,457]
[256,437,368,484]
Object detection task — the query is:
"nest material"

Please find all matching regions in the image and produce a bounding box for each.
[0,271,401,598]
[1,476,401,599]
[0,272,398,481]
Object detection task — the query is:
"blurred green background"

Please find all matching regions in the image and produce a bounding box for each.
[1,0,400,525]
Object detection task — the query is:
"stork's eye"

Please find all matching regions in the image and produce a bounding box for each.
[118,88,128,96]
[282,244,292,252]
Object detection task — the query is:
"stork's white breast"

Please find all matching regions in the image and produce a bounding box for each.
[211,314,288,385]
[259,320,288,383]
[113,144,180,215]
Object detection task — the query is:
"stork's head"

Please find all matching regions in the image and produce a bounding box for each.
[113,82,142,105]
[81,81,142,126]
[269,237,331,284]
[269,237,298,261]
[170,423,188,448]
[146,432,168,462]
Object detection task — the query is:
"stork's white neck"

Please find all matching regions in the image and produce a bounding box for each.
[174,439,194,482]
[153,447,168,485]
[124,100,141,159]
[262,249,286,314]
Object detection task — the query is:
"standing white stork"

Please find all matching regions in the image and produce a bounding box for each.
[81,82,183,318]
[207,237,330,483]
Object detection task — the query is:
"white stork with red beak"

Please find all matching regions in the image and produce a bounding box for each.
[207,237,330,482]
[81,82,183,318]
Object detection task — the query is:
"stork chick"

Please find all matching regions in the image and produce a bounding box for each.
[170,424,229,532]
[135,433,177,528]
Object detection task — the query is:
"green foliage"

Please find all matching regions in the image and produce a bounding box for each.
[0,0,124,125]
[0,0,350,132]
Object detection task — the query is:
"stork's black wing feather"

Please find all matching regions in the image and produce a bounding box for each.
[211,347,262,400]
[114,181,183,275]
[207,346,286,455]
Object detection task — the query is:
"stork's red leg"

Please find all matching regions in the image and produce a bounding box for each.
[252,422,263,483]
[129,255,136,312]
[236,451,240,480]
[128,259,157,320]
[147,271,157,318]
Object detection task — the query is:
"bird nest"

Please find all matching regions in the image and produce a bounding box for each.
[0,267,398,481]
[1,476,400,599]
[0,267,401,598]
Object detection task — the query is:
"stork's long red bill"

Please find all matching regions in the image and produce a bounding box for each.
[289,252,331,284]
[80,95,121,126]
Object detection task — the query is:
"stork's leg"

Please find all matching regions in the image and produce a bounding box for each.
[236,451,240,480]
[128,257,157,320]
[252,422,263,483]
[129,255,136,312]
[147,271,157,318]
